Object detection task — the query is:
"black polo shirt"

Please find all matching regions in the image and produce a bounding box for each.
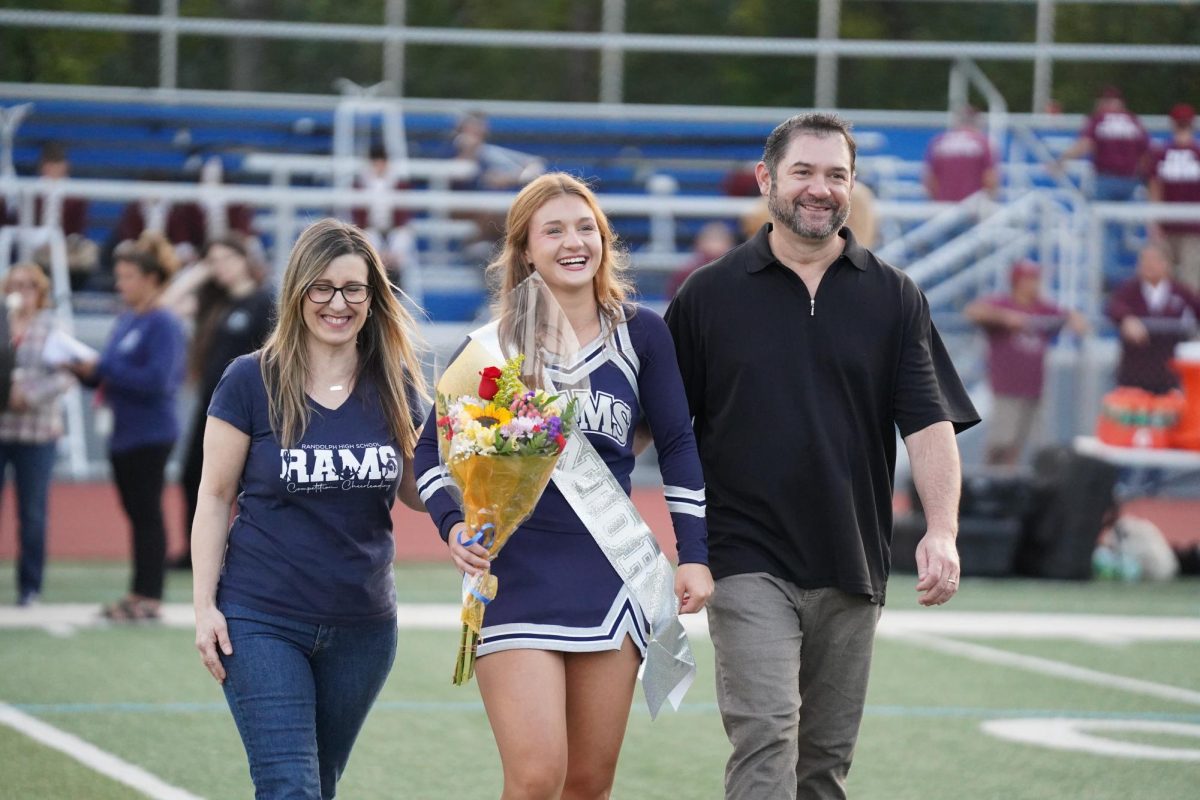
[664,224,979,603]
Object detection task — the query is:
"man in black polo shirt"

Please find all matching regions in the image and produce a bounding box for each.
[665,113,978,800]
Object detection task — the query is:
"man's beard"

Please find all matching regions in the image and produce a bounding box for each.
[768,183,850,241]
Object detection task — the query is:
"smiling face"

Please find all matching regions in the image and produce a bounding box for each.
[762,132,853,242]
[301,253,372,351]
[522,194,603,299]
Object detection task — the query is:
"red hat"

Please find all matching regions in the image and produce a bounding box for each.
[1010,259,1041,286]
[1169,103,1196,127]
[1100,85,1123,100]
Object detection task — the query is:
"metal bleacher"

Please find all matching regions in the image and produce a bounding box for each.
[2,2,1199,476]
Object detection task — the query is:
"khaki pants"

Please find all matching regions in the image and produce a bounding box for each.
[985,394,1040,456]
[1166,233,1200,295]
[708,573,880,800]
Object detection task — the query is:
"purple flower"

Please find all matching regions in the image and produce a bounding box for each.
[547,416,562,437]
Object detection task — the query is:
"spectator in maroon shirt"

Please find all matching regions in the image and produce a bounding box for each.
[721,161,761,199]
[923,107,998,203]
[1058,87,1150,284]
[965,260,1089,466]
[667,220,736,298]
[1058,86,1149,191]
[1148,103,1200,292]
[32,143,87,237]
[28,144,99,290]
[1108,242,1200,394]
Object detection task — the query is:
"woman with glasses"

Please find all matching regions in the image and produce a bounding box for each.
[190,218,428,798]
[0,263,77,607]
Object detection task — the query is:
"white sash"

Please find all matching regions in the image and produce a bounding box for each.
[468,322,695,718]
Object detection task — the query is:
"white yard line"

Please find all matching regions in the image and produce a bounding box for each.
[883,630,1200,707]
[0,702,205,800]
[981,718,1200,761]
[4,604,1200,642]
[877,611,1200,643]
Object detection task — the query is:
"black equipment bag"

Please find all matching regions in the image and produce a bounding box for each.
[1014,446,1120,580]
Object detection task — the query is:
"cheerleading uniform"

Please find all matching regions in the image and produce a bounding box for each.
[415,304,707,657]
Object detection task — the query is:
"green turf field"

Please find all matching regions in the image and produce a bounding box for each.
[2,562,1198,799]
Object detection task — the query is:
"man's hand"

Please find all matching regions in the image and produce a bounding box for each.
[915,529,960,607]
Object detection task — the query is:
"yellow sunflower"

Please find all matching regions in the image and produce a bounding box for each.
[471,402,514,428]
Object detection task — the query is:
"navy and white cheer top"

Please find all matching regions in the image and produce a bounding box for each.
[414,305,707,656]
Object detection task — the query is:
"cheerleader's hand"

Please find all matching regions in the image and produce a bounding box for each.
[675,563,714,614]
[448,522,491,576]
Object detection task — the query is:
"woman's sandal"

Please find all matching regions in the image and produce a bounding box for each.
[101,597,162,622]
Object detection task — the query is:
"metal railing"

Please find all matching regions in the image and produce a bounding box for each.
[883,188,1095,321]
[1,1,1198,112]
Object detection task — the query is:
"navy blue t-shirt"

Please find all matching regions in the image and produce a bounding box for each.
[210,354,401,625]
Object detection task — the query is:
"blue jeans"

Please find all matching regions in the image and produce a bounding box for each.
[0,441,58,598]
[1093,174,1143,287]
[219,602,398,799]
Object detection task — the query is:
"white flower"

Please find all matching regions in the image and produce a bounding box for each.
[505,416,539,436]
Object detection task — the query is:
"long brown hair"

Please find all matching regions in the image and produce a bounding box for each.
[484,172,632,341]
[187,235,266,381]
[259,218,427,453]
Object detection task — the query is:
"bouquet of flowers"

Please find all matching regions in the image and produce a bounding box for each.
[437,353,577,684]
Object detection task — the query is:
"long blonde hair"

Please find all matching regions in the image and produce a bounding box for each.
[484,173,633,343]
[260,219,427,454]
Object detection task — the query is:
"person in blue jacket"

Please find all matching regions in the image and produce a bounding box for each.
[70,231,186,621]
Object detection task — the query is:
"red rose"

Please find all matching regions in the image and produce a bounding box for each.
[554,434,567,450]
[478,366,502,400]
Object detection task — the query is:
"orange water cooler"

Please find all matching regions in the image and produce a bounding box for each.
[1170,341,1200,450]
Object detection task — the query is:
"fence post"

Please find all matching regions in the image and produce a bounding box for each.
[815,0,841,108]
[160,0,179,90]
[383,0,406,96]
[1033,0,1057,114]
[647,173,678,253]
[599,0,626,104]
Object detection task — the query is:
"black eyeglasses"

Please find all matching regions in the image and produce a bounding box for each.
[306,282,372,304]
